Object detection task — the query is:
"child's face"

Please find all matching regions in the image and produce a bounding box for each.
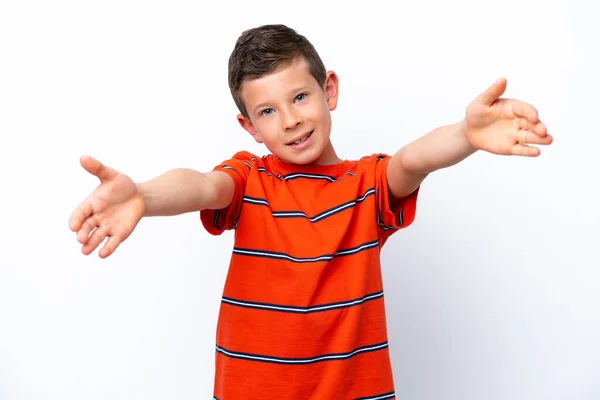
[237,57,340,165]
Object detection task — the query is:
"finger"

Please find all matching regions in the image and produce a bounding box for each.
[512,143,541,157]
[69,199,93,232]
[476,77,507,106]
[510,100,539,123]
[516,129,554,145]
[80,155,118,183]
[516,118,548,136]
[82,227,108,256]
[99,236,122,259]
[76,216,98,244]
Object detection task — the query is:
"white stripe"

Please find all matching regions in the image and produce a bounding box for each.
[216,342,388,364]
[334,242,378,256]
[379,223,396,231]
[363,393,395,400]
[233,249,332,262]
[359,188,376,199]
[244,197,269,206]
[273,211,306,218]
[311,201,355,221]
[244,188,375,221]
[233,241,378,263]
[272,189,375,221]
[222,292,383,313]
[284,173,335,181]
[272,203,351,221]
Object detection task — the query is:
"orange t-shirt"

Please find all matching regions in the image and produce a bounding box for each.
[200,151,419,400]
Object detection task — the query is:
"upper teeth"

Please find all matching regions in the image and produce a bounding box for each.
[292,133,310,145]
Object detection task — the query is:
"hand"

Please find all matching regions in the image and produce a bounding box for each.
[465,78,553,156]
[69,155,145,258]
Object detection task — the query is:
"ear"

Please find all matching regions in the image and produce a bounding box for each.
[323,70,339,111]
[237,114,263,144]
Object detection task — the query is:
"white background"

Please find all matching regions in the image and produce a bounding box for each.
[1,0,598,399]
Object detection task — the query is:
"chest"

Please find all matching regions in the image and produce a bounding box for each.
[234,170,379,254]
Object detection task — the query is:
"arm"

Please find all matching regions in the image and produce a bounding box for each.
[387,120,475,199]
[69,155,236,258]
[137,170,235,216]
[387,78,553,199]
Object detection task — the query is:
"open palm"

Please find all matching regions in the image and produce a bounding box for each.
[465,78,553,157]
[69,156,145,258]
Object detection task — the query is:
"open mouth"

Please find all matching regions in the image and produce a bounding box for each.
[287,131,313,146]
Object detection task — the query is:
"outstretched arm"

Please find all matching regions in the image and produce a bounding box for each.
[137,169,235,216]
[69,156,235,258]
[386,78,553,199]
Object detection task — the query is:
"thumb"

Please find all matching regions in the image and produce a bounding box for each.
[476,77,507,106]
[80,155,118,183]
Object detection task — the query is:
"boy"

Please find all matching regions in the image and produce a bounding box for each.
[69,24,552,399]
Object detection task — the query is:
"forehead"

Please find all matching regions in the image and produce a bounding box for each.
[240,57,319,108]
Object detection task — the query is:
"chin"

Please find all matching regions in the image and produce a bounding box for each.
[287,149,324,165]
[279,154,315,165]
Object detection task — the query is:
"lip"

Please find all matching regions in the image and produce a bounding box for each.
[286,130,314,150]
[287,131,313,146]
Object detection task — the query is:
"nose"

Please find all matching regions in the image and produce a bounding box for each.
[281,107,302,131]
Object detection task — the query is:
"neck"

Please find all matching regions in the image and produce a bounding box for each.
[313,140,342,166]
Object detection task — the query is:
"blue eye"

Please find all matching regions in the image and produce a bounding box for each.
[295,93,307,102]
[260,108,274,116]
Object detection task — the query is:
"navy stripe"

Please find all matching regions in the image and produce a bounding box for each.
[273,188,375,222]
[283,172,338,182]
[232,239,379,263]
[241,188,375,223]
[256,167,274,177]
[216,341,388,365]
[355,391,395,400]
[219,164,246,181]
[397,205,404,227]
[222,161,252,170]
[377,209,397,231]
[213,210,220,231]
[243,196,270,207]
[222,290,384,314]
[377,203,405,231]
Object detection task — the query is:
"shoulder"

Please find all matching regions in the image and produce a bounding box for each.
[356,153,392,170]
[358,153,391,162]
[225,150,261,164]
[215,151,266,171]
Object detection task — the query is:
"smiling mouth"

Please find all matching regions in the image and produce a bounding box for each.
[287,131,313,146]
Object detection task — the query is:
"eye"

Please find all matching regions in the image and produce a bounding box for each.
[295,93,307,102]
[260,108,274,117]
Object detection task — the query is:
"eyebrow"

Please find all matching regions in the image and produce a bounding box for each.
[253,87,311,114]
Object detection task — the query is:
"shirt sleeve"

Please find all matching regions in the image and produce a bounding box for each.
[200,151,254,235]
[374,154,419,245]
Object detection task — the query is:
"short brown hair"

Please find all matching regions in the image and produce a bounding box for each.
[228,24,327,118]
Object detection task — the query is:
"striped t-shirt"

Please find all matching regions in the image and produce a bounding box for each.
[200,151,419,399]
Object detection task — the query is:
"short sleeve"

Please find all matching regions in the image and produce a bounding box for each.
[374,154,419,244]
[200,151,254,235]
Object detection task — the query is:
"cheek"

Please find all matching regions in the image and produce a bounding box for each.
[316,106,331,129]
[255,119,280,142]
[304,102,328,122]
